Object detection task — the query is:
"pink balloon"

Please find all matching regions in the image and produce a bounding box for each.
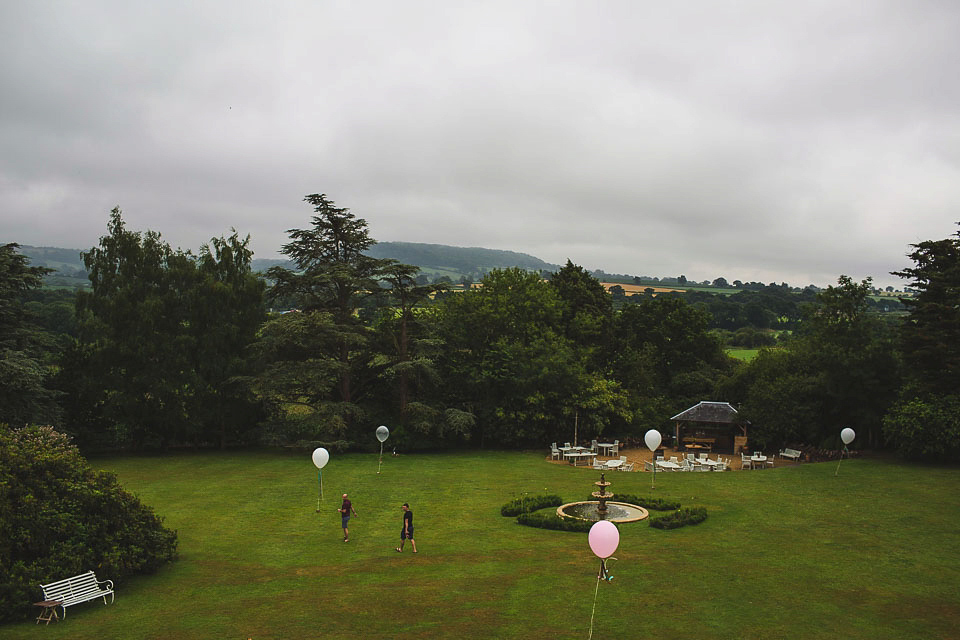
[588,520,620,559]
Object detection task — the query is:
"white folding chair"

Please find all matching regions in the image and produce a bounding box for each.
[741,453,753,470]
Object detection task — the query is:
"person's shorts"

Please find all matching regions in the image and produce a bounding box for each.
[342,516,350,528]
[401,526,414,540]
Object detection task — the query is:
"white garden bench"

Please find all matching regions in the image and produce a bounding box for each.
[779,448,802,462]
[40,570,114,618]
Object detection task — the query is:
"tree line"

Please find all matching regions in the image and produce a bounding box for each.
[2,197,958,460]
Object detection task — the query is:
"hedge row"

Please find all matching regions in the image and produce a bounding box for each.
[501,496,707,532]
[500,494,563,517]
[516,511,593,532]
[649,507,708,529]
[590,493,681,511]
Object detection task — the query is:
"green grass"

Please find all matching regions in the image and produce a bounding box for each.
[727,347,761,361]
[5,451,960,639]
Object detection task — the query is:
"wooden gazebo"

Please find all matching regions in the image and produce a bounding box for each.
[670,401,749,454]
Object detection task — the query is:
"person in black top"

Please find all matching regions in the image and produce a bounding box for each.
[339,494,358,542]
[396,503,417,553]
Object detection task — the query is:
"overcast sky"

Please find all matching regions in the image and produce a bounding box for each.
[3,1,959,289]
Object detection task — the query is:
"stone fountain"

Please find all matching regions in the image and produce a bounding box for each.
[557,470,649,523]
[593,472,613,518]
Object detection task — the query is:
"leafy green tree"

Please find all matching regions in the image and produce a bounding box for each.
[0,425,177,622]
[719,348,823,448]
[73,209,264,449]
[0,243,60,426]
[438,268,628,446]
[611,296,734,435]
[76,209,196,447]
[724,276,899,448]
[187,233,267,447]
[549,260,612,367]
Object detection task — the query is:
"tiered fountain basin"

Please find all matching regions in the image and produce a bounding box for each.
[557,501,648,523]
[556,471,649,522]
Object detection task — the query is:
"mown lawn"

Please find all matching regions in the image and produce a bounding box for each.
[726,348,761,361]
[5,450,959,639]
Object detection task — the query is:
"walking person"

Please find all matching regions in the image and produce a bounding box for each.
[339,493,358,542]
[396,502,417,553]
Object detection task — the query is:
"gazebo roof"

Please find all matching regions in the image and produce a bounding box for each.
[670,401,745,424]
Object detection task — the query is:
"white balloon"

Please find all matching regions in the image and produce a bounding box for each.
[840,428,855,445]
[311,447,330,469]
[644,429,662,452]
[376,425,390,443]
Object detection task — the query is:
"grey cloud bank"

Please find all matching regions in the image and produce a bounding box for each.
[3,1,959,289]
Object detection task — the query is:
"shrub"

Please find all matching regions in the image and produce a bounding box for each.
[516,510,593,532]
[649,507,708,529]
[0,425,178,622]
[882,393,960,462]
[500,494,563,517]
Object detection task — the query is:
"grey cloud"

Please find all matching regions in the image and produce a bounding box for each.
[2,0,959,290]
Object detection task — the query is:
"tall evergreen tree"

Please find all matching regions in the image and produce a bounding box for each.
[884,223,960,461]
[891,222,960,395]
[267,195,396,406]
[375,262,442,415]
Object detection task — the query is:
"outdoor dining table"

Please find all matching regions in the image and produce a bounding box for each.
[699,458,718,468]
[751,455,767,468]
[605,459,624,469]
[597,442,615,455]
[564,451,595,466]
[656,460,680,470]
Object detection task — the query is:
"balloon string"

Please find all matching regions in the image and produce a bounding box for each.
[835,445,847,476]
[587,566,601,640]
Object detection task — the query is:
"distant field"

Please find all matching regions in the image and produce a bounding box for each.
[727,348,761,361]
[599,282,685,295]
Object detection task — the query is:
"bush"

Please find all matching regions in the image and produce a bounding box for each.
[882,393,960,462]
[0,425,178,622]
[649,507,708,529]
[500,494,563,517]
[516,510,593,532]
